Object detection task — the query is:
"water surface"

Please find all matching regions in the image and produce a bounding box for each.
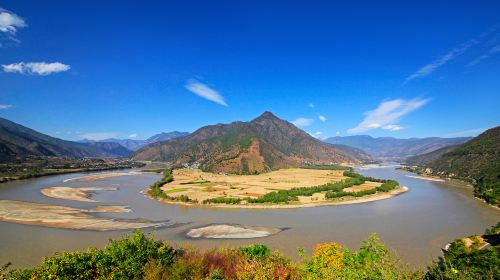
[0,167,498,268]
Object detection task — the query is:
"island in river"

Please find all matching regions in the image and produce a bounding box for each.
[146,167,408,208]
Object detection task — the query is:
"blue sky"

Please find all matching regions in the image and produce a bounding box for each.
[0,1,499,141]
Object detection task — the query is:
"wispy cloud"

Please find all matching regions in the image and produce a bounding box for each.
[0,104,12,109]
[2,62,70,75]
[348,98,429,134]
[291,117,314,127]
[443,128,487,137]
[318,115,327,122]
[382,124,404,131]
[0,8,26,34]
[78,132,117,141]
[308,103,315,108]
[128,133,138,138]
[404,40,477,84]
[185,79,228,106]
[0,8,26,47]
[468,43,500,66]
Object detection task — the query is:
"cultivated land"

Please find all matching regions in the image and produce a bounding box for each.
[152,168,407,208]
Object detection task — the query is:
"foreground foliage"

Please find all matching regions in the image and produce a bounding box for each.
[3,226,500,279]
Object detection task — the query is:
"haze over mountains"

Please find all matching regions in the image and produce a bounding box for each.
[81,131,189,151]
[133,112,360,174]
[325,135,472,160]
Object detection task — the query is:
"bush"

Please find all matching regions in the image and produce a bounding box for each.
[8,231,177,280]
[240,244,270,259]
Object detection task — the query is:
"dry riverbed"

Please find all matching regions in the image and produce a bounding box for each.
[41,186,118,202]
[0,200,166,231]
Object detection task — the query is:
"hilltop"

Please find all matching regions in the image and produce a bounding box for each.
[133,112,359,174]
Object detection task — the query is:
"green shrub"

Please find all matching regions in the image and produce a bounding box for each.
[240,244,270,259]
[8,231,177,280]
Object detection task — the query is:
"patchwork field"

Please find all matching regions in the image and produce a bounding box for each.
[159,168,398,206]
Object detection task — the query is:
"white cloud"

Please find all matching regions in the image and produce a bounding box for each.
[382,124,404,131]
[128,133,138,138]
[308,103,315,108]
[291,117,314,127]
[185,79,228,106]
[0,9,26,34]
[78,132,117,140]
[0,104,12,109]
[318,115,327,122]
[468,43,500,66]
[335,131,340,136]
[2,62,71,75]
[404,40,477,83]
[348,98,429,134]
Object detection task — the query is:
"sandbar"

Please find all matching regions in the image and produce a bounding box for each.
[0,200,166,231]
[41,186,118,202]
[187,224,282,239]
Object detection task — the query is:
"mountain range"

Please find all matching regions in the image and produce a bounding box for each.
[133,112,361,174]
[80,131,189,151]
[0,117,113,161]
[325,135,472,160]
[0,118,188,161]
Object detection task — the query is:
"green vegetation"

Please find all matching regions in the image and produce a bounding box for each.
[2,232,422,280]
[4,224,499,279]
[165,188,188,193]
[423,126,500,207]
[425,236,500,279]
[203,197,243,204]
[147,169,193,203]
[3,231,176,280]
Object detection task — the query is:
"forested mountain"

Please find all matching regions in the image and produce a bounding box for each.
[134,112,359,174]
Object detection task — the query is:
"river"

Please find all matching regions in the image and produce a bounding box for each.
[0,166,498,268]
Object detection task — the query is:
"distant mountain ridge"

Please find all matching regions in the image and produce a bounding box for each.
[324,135,472,160]
[0,118,124,161]
[81,131,189,151]
[133,112,360,174]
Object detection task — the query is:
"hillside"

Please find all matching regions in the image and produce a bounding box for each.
[405,144,461,165]
[330,144,376,163]
[424,126,500,205]
[325,135,471,160]
[0,118,102,161]
[134,112,359,174]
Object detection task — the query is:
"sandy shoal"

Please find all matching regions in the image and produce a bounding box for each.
[41,186,118,202]
[0,200,165,231]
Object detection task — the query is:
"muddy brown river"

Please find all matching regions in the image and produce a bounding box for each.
[0,166,498,268]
